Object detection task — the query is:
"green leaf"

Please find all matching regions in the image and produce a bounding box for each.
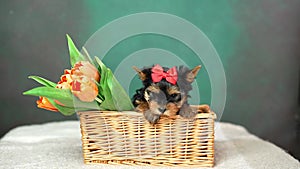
[49,98,96,116]
[95,57,115,110]
[109,71,134,110]
[47,98,75,116]
[23,87,73,105]
[24,86,101,113]
[81,47,95,65]
[66,34,86,66]
[94,56,134,111]
[72,96,101,110]
[28,76,56,87]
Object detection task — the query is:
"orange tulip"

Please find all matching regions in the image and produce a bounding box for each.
[69,61,100,102]
[71,76,98,102]
[55,61,100,102]
[71,61,100,82]
[56,69,72,89]
[36,97,58,112]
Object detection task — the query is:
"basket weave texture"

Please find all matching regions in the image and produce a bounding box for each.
[78,107,216,167]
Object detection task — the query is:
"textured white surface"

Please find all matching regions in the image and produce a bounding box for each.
[0,121,299,169]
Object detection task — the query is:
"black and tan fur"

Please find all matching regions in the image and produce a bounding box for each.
[132,65,207,124]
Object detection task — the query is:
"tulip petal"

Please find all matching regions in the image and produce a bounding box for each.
[72,80,81,91]
[36,97,58,112]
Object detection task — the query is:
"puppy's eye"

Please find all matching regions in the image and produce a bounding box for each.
[170,93,179,98]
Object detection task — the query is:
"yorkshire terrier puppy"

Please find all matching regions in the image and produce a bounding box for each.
[132,64,207,124]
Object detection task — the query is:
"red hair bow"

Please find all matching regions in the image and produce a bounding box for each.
[151,64,178,85]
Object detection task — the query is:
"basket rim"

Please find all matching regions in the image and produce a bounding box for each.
[77,105,216,119]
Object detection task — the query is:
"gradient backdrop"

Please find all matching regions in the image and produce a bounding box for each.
[1,0,299,159]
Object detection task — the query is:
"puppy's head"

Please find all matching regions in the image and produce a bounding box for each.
[133,64,201,115]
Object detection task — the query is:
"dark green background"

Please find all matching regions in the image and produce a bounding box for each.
[1,0,299,159]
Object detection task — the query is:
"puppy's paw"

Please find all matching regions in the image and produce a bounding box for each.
[165,103,179,117]
[144,110,161,124]
[135,100,149,112]
[198,104,210,113]
[179,104,197,119]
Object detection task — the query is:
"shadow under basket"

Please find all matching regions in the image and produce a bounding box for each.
[78,106,216,167]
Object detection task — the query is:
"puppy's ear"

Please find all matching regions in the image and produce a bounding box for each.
[186,65,201,82]
[132,66,146,81]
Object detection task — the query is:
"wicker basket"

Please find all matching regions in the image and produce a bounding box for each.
[78,106,216,167]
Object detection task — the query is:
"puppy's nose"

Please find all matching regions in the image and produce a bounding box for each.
[158,108,166,113]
